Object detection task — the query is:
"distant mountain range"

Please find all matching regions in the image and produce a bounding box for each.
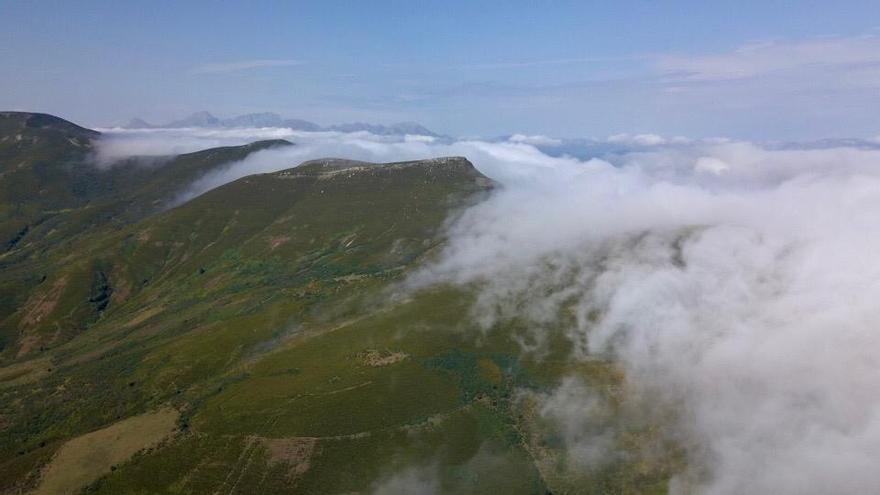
[122,111,439,136]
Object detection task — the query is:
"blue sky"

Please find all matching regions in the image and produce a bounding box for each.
[2,0,879,139]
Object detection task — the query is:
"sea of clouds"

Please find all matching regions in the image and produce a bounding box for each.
[97,126,880,494]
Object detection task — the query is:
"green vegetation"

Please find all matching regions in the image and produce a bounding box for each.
[0,113,680,493]
[33,408,179,495]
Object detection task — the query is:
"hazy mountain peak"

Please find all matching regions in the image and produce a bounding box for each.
[166,111,220,128]
[222,112,283,128]
[122,112,436,135]
[326,121,438,136]
[123,117,155,129]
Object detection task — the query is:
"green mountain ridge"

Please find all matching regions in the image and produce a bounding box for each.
[0,111,292,250]
[0,113,679,494]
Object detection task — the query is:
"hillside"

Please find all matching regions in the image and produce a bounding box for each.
[0,112,292,247]
[0,114,294,363]
[0,114,679,494]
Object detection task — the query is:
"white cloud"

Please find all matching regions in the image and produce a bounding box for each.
[607,133,668,146]
[508,134,563,146]
[91,126,302,166]
[694,156,729,175]
[405,137,880,494]
[370,463,439,495]
[190,59,303,75]
[533,377,618,470]
[403,134,436,143]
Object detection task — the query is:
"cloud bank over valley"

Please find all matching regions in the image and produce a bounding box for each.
[95,125,880,493]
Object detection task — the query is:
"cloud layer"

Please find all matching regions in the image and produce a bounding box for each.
[96,127,880,493]
[412,137,880,493]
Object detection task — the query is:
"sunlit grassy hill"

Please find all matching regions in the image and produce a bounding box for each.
[0,114,679,494]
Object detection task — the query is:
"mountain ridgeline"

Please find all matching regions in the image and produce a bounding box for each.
[122,111,439,137]
[0,112,680,494]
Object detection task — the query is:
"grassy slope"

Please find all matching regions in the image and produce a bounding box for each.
[33,408,179,495]
[0,111,292,359]
[0,116,680,494]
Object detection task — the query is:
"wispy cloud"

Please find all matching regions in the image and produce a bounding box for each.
[354,33,880,138]
[657,35,880,82]
[390,34,880,98]
[452,55,648,70]
[190,59,303,75]
[442,35,880,84]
